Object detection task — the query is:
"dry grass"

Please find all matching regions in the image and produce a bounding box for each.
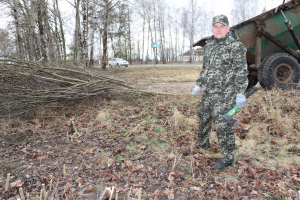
[169,109,186,129]
[95,108,114,128]
[235,88,300,168]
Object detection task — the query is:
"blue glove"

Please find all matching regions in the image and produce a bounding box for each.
[236,93,246,108]
[192,86,201,95]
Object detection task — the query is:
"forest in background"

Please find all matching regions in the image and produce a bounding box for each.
[0,0,287,69]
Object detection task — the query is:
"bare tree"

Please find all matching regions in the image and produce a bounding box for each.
[0,29,14,55]
[127,4,132,64]
[168,7,181,62]
[181,0,202,63]
[89,0,96,67]
[95,0,123,69]
[29,0,35,60]
[74,0,80,61]
[230,0,260,26]
[0,0,218,66]
[134,0,148,64]
[54,0,67,60]
[156,0,166,64]
[81,0,89,66]
[44,2,55,60]
[12,0,25,59]
[36,0,48,60]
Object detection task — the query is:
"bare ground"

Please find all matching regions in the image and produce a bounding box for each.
[134,82,196,95]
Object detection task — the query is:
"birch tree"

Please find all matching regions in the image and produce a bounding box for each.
[89,0,97,67]
[81,0,88,66]
[156,0,166,64]
[230,0,260,26]
[43,2,55,60]
[95,0,123,69]
[12,0,25,59]
[0,29,14,55]
[181,0,202,63]
[74,0,80,61]
[126,4,132,64]
[134,0,148,64]
[29,0,35,60]
[53,0,67,60]
[37,0,48,60]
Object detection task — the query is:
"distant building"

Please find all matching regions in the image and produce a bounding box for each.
[177,50,203,63]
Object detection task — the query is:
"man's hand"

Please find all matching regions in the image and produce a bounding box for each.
[192,86,201,95]
[236,93,246,108]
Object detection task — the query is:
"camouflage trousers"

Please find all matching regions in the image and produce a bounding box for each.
[197,91,236,163]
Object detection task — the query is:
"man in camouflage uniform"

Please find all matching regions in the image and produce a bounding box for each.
[192,15,248,169]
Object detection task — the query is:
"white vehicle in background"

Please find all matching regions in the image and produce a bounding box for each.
[108,58,129,67]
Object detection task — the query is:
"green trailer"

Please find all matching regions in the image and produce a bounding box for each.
[193,0,300,90]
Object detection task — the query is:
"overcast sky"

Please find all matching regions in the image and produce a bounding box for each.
[0,0,287,29]
[165,0,286,20]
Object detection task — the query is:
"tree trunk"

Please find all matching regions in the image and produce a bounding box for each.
[152,0,157,63]
[53,0,61,61]
[89,0,96,67]
[74,0,80,61]
[12,0,25,59]
[34,32,42,59]
[81,0,88,67]
[141,13,145,64]
[36,0,48,60]
[158,7,166,64]
[175,14,179,62]
[29,0,35,60]
[147,16,154,64]
[127,6,132,65]
[162,21,166,64]
[43,1,55,61]
[55,0,66,60]
[101,0,109,69]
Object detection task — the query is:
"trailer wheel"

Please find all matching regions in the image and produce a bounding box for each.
[258,53,300,89]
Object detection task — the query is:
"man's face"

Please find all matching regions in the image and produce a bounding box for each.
[212,22,230,39]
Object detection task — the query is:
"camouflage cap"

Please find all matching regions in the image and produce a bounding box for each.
[212,15,229,26]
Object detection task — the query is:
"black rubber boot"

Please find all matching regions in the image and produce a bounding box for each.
[212,160,232,169]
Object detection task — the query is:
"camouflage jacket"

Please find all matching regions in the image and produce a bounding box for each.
[196,30,248,94]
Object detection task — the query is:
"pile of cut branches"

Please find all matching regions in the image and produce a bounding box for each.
[0,56,139,117]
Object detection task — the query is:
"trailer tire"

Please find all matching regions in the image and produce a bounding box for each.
[258,53,300,89]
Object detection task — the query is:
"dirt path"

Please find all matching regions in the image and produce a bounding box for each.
[135,82,266,95]
[134,82,196,95]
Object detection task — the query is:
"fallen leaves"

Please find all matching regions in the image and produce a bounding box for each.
[163,188,174,200]
[146,131,156,136]
[75,178,86,187]
[124,160,133,168]
[10,180,22,188]
[1,91,300,200]
[191,186,201,191]
[84,147,94,154]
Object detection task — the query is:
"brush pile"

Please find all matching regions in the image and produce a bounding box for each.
[0,56,137,117]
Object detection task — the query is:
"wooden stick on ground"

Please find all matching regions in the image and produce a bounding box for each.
[138,188,142,200]
[5,173,10,191]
